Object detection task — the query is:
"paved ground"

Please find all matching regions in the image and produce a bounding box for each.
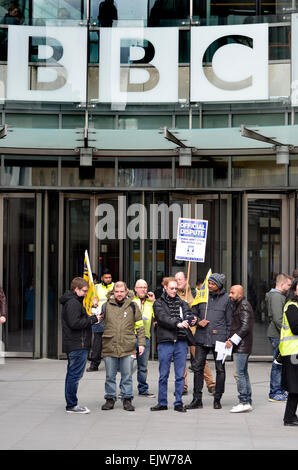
[0,358,297,451]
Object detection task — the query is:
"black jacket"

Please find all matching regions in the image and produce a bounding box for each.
[229,297,254,354]
[153,292,193,344]
[60,290,98,353]
[195,288,232,347]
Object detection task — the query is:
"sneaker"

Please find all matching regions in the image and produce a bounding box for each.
[139,392,156,398]
[66,405,90,414]
[268,394,287,402]
[230,403,252,413]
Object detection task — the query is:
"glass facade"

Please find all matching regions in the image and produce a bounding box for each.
[0,0,297,358]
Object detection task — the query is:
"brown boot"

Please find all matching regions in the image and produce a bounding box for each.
[123,398,135,411]
[101,398,115,410]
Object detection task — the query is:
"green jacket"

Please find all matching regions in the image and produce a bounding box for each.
[101,290,146,357]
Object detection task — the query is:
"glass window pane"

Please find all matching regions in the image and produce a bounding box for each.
[3,197,35,353]
[289,155,298,187]
[118,162,172,187]
[247,198,281,355]
[176,157,229,188]
[118,115,172,130]
[232,113,285,127]
[5,114,59,128]
[61,158,115,187]
[62,115,85,129]
[89,115,115,129]
[232,155,285,187]
[3,157,58,186]
[203,114,228,128]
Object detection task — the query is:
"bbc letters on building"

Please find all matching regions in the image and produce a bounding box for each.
[3,24,272,103]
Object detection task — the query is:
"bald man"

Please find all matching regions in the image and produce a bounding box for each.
[226,285,254,413]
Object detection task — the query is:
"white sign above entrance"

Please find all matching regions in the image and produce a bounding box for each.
[99,27,179,103]
[191,24,269,102]
[6,26,87,102]
[1,24,273,103]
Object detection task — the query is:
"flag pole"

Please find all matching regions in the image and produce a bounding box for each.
[186,261,191,295]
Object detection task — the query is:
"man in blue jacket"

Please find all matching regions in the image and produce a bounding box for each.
[186,273,232,410]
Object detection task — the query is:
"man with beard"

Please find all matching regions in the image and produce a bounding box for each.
[226,285,254,413]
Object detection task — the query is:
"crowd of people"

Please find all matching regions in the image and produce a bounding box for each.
[59,267,298,426]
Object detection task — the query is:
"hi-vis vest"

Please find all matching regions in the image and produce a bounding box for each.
[96,282,114,307]
[280,300,298,356]
[133,296,154,339]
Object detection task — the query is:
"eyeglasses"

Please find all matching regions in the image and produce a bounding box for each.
[136,286,147,289]
[81,288,88,293]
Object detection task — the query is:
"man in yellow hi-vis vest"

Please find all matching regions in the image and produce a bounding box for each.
[87,269,114,372]
[279,279,298,426]
[134,279,156,398]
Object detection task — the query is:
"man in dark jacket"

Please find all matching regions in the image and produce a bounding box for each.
[150,277,196,413]
[60,277,100,414]
[226,285,254,413]
[187,273,232,410]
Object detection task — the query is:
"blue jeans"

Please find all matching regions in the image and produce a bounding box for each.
[234,353,252,404]
[157,340,188,407]
[104,355,134,400]
[137,337,150,395]
[269,337,285,397]
[65,349,88,410]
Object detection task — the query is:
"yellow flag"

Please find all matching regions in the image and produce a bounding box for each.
[83,250,99,316]
[191,269,212,307]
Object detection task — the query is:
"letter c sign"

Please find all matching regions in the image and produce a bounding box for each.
[191,23,268,102]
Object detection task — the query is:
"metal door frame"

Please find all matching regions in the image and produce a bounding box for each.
[242,193,290,297]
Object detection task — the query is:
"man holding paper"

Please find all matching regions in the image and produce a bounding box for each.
[226,285,254,413]
[187,273,232,410]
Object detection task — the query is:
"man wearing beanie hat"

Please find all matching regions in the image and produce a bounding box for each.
[186,272,232,410]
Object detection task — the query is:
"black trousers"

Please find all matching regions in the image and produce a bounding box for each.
[90,332,103,369]
[284,393,298,423]
[192,345,225,401]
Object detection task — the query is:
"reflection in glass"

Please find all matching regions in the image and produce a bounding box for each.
[61,160,115,187]
[148,0,189,26]
[176,157,229,188]
[65,198,90,290]
[247,198,281,355]
[232,156,285,188]
[96,198,120,279]
[118,163,172,187]
[3,197,35,353]
[3,159,58,186]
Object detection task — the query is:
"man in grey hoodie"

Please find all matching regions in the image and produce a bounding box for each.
[266,273,292,402]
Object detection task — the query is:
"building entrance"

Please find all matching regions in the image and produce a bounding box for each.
[0,194,36,356]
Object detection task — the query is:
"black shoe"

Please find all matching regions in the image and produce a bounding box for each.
[186,399,203,409]
[123,398,135,411]
[86,366,98,372]
[101,399,115,410]
[284,419,298,426]
[214,400,222,409]
[150,403,168,411]
[174,405,187,412]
